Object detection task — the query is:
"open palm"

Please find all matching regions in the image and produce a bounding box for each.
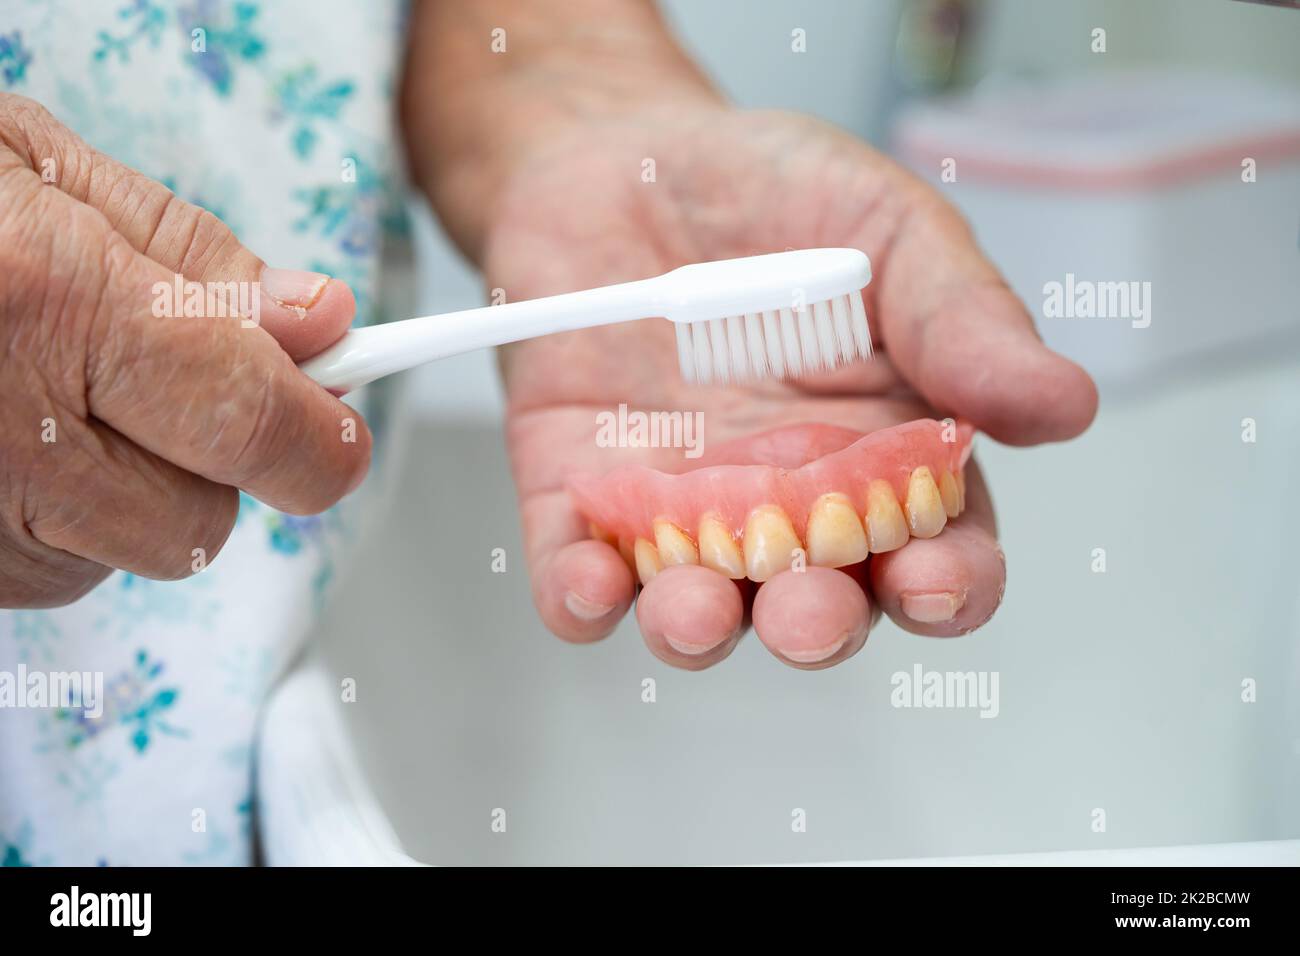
[482,106,1096,669]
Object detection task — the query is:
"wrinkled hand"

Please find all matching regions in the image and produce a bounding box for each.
[487,106,1097,669]
[0,94,369,607]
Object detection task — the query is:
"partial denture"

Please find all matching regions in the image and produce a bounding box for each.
[571,419,974,584]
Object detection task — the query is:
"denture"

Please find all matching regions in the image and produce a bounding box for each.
[570,418,974,584]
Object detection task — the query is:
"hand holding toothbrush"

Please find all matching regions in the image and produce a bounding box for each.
[0,93,369,607]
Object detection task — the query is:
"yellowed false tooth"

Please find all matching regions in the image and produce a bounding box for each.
[938,470,961,518]
[865,480,909,553]
[806,493,869,567]
[905,466,947,538]
[743,505,802,582]
[698,513,746,579]
[617,537,636,570]
[633,537,663,584]
[956,468,966,512]
[653,519,698,566]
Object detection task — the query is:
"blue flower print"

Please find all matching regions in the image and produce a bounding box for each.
[0,30,33,86]
[50,650,185,753]
[1,822,36,867]
[176,0,266,95]
[270,65,355,158]
[93,572,218,641]
[7,610,61,664]
[93,0,166,64]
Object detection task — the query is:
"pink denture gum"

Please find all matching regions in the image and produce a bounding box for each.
[568,418,974,583]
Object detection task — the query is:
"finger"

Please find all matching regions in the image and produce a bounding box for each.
[869,460,1005,636]
[0,542,109,609]
[43,186,373,514]
[751,565,872,669]
[523,491,634,642]
[26,416,238,580]
[869,173,1098,446]
[137,199,357,362]
[635,564,745,671]
[0,94,355,361]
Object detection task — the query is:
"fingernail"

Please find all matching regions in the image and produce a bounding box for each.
[900,590,966,623]
[261,268,330,311]
[781,627,857,664]
[664,632,728,656]
[564,591,615,621]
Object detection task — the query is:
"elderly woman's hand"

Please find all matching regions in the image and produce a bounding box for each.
[481,104,1097,669]
[0,94,369,607]
[406,0,1096,669]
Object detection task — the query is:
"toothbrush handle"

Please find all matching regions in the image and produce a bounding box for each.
[299,278,658,393]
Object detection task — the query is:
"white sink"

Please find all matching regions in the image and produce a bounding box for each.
[259,354,1300,865]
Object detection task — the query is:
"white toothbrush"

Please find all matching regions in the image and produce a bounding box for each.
[299,248,872,394]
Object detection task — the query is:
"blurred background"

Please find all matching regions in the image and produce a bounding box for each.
[283,0,1300,863]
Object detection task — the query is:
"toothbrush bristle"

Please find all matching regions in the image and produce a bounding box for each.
[677,291,872,385]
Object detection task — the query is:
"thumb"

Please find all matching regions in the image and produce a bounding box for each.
[5,94,355,361]
[865,161,1098,446]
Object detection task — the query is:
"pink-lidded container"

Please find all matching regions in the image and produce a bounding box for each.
[892,71,1300,388]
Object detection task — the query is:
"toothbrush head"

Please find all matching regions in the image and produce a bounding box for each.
[660,249,873,385]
